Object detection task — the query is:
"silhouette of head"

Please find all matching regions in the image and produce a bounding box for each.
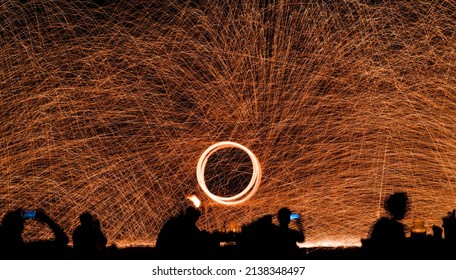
[79,212,95,227]
[1,209,24,235]
[385,192,408,220]
[184,207,201,224]
[278,207,292,227]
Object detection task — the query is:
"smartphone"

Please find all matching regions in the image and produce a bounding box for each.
[23,210,36,220]
[290,213,300,220]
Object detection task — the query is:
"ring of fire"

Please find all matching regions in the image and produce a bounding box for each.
[196,141,262,205]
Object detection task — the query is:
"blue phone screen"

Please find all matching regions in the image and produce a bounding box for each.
[290,213,300,220]
[23,211,36,219]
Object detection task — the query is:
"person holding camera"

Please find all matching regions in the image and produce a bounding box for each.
[273,207,305,259]
[0,209,69,259]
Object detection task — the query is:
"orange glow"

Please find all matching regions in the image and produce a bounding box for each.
[187,195,201,208]
[1,0,455,247]
[196,141,262,206]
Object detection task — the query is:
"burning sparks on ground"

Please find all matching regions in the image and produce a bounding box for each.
[1,0,455,247]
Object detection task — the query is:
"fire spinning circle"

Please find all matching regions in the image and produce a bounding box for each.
[196,141,262,205]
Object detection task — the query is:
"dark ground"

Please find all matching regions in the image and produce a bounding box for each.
[118,242,455,260]
[3,235,455,260]
[119,245,361,260]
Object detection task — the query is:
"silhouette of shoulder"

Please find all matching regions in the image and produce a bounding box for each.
[370,217,405,242]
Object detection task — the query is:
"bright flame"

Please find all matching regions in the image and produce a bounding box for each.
[187,195,201,208]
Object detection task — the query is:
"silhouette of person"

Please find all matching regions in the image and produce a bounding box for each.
[72,212,107,259]
[442,210,456,243]
[432,225,443,240]
[0,209,25,259]
[274,207,305,259]
[367,192,409,257]
[156,206,210,259]
[0,209,69,259]
[237,214,277,259]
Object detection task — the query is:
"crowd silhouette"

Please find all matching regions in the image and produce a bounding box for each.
[0,208,113,260]
[361,192,456,259]
[1,192,456,260]
[237,207,304,259]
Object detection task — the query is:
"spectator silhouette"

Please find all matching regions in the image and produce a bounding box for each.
[0,209,69,259]
[366,192,409,258]
[72,212,107,259]
[273,207,305,259]
[237,214,277,259]
[156,206,212,259]
[0,209,25,259]
[432,225,443,240]
[442,210,456,243]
